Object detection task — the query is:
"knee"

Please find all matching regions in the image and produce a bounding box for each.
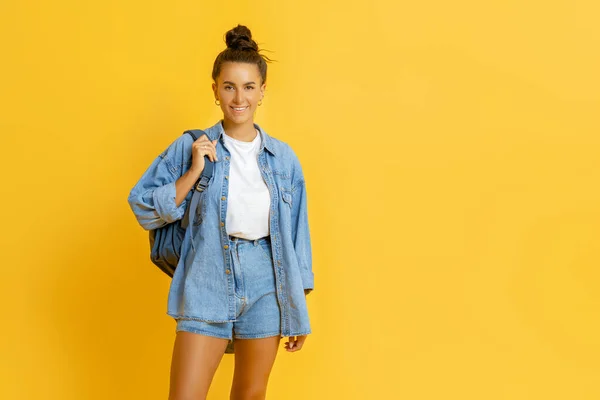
[169,391,207,400]
[230,385,267,400]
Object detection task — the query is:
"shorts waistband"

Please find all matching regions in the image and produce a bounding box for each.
[228,235,270,245]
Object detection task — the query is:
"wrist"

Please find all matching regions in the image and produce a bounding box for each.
[187,166,203,180]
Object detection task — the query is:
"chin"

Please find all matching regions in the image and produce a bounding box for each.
[226,114,252,124]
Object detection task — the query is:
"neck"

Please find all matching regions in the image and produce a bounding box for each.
[222,118,258,142]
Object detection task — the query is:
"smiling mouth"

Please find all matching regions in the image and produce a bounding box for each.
[231,106,249,112]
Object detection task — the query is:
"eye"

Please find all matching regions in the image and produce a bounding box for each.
[225,85,234,90]
[246,86,255,90]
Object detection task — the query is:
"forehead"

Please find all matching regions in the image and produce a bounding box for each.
[218,62,261,83]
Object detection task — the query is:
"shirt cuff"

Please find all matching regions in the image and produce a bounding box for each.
[300,269,314,292]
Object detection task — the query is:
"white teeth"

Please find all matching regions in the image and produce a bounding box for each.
[233,107,247,111]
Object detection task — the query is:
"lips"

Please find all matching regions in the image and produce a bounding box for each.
[231,106,249,112]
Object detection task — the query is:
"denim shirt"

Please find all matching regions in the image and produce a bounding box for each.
[128,120,314,339]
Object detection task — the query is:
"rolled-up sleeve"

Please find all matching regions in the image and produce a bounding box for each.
[152,181,185,224]
[291,156,314,293]
[127,149,188,231]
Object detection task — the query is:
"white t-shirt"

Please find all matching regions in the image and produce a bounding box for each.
[222,129,271,239]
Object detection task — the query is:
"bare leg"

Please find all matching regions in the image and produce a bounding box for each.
[169,331,230,400]
[230,336,281,400]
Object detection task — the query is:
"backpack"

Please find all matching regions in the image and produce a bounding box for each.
[148,130,214,277]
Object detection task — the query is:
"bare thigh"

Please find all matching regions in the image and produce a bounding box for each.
[169,331,230,400]
[230,336,281,400]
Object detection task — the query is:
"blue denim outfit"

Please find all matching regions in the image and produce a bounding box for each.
[176,235,282,343]
[127,120,314,349]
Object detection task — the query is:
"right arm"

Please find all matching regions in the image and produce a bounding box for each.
[127,149,191,231]
[175,136,218,206]
[174,167,202,207]
[127,135,217,231]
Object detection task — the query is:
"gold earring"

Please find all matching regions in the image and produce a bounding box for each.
[215,99,220,106]
[258,99,263,106]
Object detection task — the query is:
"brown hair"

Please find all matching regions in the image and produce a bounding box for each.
[211,24,274,85]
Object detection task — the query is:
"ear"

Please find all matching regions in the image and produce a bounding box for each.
[212,82,218,98]
[260,83,266,96]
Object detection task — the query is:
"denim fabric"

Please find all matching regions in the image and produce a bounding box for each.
[128,120,314,339]
[176,236,281,343]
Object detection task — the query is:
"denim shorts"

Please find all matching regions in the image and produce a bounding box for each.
[175,235,281,340]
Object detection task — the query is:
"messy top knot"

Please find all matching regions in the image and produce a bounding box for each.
[225,25,259,52]
[212,24,274,84]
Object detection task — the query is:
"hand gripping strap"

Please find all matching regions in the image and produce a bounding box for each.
[180,130,214,229]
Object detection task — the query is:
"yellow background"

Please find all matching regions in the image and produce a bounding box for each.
[1,0,599,399]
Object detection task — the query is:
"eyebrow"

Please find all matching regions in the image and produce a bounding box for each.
[223,81,256,86]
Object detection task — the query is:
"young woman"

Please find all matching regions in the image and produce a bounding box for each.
[127,24,314,399]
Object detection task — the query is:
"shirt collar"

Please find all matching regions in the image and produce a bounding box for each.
[208,119,277,157]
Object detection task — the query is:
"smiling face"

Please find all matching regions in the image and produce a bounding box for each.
[212,62,266,126]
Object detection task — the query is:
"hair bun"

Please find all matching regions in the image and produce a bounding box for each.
[225,24,259,52]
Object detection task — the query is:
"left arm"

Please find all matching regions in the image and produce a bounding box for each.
[290,154,314,295]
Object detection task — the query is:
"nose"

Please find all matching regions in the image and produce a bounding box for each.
[234,90,243,104]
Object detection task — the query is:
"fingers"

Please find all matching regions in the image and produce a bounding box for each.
[295,335,307,350]
[193,135,218,162]
[284,335,307,352]
[284,337,294,351]
[192,142,216,163]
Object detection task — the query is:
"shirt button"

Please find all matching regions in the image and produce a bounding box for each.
[221,196,226,201]
[225,156,230,160]
[224,245,229,249]
[225,269,231,274]
[277,260,281,266]
[220,222,225,227]
[225,175,229,179]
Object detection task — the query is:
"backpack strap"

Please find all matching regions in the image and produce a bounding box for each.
[181,129,215,229]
